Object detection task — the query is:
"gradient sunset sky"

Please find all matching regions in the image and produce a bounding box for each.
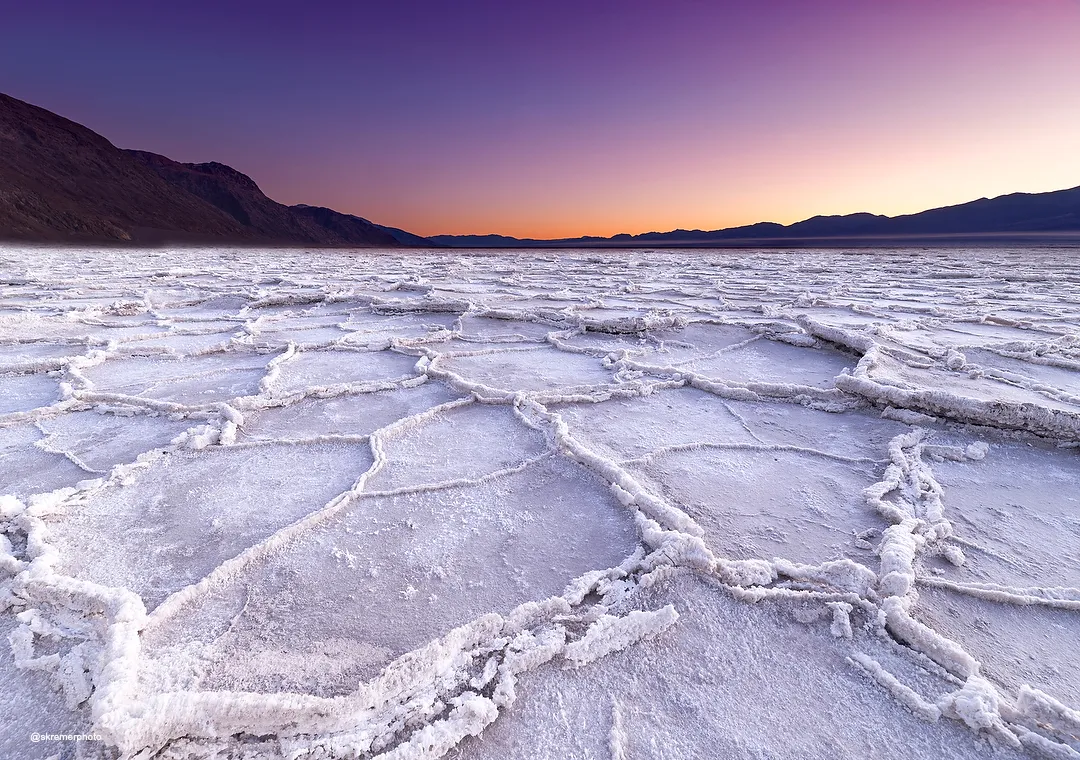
[3,0,1079,238]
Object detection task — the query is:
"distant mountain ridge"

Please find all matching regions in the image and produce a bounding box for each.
[0,92,419,246]
[3,91,1078,249]
[431,187,1080,247]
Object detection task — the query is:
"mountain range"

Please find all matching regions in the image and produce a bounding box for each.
[0,92,406,247]
[2,92,1078,248]
[432,188,1080,247]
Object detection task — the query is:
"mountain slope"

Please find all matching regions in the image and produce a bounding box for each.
[374,223,442,247]
[0,92,420,246]
[125,152,401,246]
[0,93,251,243]
[884,188,1080,235]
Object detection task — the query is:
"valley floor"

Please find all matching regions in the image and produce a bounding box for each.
[1,245,1078,759]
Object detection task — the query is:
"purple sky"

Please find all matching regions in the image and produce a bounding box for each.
[3,0,1079,237]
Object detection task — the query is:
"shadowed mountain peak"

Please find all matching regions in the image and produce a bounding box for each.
[0,92,421,246]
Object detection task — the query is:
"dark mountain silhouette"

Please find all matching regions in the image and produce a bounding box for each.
[431,188,1080,248]
[373,223,438,247]
[0,93,248,243]
[883,189,1080,235]
[0,92,420,246]
[4,90,1078,249]
[424,233,524,247]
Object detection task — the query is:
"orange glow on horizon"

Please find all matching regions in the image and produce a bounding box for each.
[85,0,1073,242]
[328,107,1080,239]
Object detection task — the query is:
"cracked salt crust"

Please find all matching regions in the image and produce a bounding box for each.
[0,245,1078,759]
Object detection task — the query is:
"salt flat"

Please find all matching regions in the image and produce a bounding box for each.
[0,245,1078,759]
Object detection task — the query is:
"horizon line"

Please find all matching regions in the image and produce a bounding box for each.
[422,182,1080,242]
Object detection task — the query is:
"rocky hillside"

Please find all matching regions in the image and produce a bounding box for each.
[0,92,418,246]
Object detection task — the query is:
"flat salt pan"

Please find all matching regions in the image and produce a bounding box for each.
[442,348,616,392]
[930,441,1080,588]
[269,349,420,396]
[724,401,907,461]
[82,352,274,404]
[917,586,1080,706]
[628,447,881,567]
[366,402,549,491]
[47,442,373,608]
[0,373,59,414]
[3,245,1079,760]
[37,410,193,473]
[121,331,238,355]
[553,387,761,461]
[457,315,556,341]
[0,425,88,497]
[143,458,640,695]
[0,341,83,369]
[241,382,463,440]
[646,322,762,363]
[685,338,854,388]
